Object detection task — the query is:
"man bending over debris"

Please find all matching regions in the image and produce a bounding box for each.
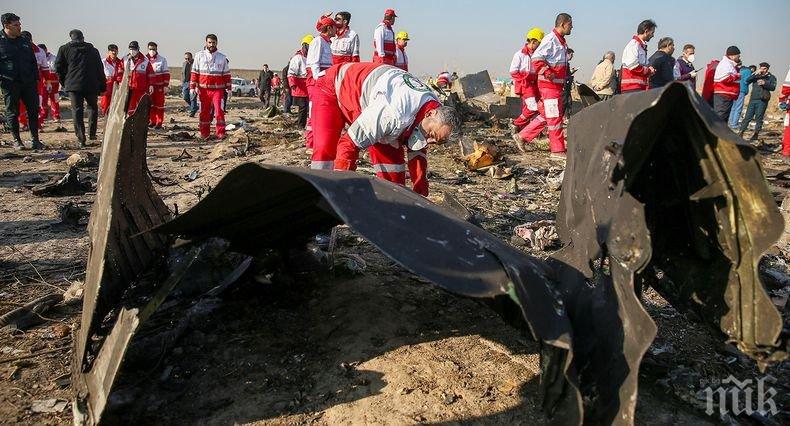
[311,62,460,196]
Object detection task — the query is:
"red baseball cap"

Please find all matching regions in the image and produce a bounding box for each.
[384,9,397,17]
[316,16,335,31]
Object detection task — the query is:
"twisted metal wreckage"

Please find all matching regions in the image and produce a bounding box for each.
[71,78,788,424]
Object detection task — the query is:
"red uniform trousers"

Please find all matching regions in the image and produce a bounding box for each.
[310,75,428,195]
[41,83,60,120]
[305,83,315,149]
[198,88,226,138]
[127,89,148,116]
[782,111,790,157]
[148,87,166,126]
[513,93,540,129]
[100,81,114,116]
[519,85,565,152]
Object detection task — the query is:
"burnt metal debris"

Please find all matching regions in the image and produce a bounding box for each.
[71,74,171,424]
[72,80,786,425]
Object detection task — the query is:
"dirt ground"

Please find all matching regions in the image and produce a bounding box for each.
[0,92,788,425]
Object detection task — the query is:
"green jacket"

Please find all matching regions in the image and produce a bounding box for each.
[746,72,776,102]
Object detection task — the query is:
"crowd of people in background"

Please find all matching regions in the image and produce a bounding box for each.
[2,8,790,189]
[508,16,790,157]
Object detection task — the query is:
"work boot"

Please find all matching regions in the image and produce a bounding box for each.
[12,138,26,150]
[738,129,745,138]
[512,133,528,153]
[749,131,760,141]
[30,139,47,150]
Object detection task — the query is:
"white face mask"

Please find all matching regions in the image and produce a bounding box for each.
[687,54,695,63]
[407,127,428,151]
[129,49,138,57]
[149,49,156,56]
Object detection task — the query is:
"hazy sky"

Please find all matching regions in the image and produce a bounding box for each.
[6,0,790,84]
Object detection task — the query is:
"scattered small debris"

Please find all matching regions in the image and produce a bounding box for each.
[207,143,240,162]
[30,399,68,414]
[513,220,559,250]
[56,201,90,228]
[184,170,200,182]
[487,164,512,179]
[0,293,63,331]
[66,152,99,168]
[31,166,93,196]
[465,142,499,170]
[171,149,193,161]
[167,131,195,141]
[53,126,69,132]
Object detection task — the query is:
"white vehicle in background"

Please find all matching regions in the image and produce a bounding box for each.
[231,77,256,97]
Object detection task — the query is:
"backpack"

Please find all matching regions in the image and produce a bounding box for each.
[701,60,719,106]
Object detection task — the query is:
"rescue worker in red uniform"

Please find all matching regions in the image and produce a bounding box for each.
[620,20,657,93]
[529,13,573,157]
[38,44,61,122]
[124,41,154,115]
[146,41,170,128]
[394,31,409,72]
[288,35,312,143]
[306,16,336,156]
[311,63,460,196]
[331,11,360,64]
[712,46,742,122]
[100,44,123,116]
[436,71,451,89]
[18,31,48,131]
[372,9,397,65]
[509,27,544,151]
[779,67,790,156]
[190,34,231,140]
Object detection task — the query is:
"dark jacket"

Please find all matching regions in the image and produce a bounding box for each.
[675,57,696,87]
[182,60,192,83]
[0,29,38,87]
[258,69,273,87]
[55,40,105,94]
[746,71,776,103]
[648,50,675,89]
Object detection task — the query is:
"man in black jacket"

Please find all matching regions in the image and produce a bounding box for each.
[55,29,105,147]
[648,37,675,89]
[257,64,273,107]
[0,13,43,150]
[738,62,777,141]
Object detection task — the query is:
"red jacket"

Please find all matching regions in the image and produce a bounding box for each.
[126,53,154,91]
[287,50,309,97]
[103,56,123,84]
[620,36,651,92]
[531,29,569,91]
[713,56,740,100]
[327,63,439,196]
[510,45,538,98]
[395,46,408,72]
[147,53,171,89]
[190,48,231,91]
[372,21,396,64]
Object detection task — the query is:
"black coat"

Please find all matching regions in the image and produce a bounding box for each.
[0,29,38,87]
[55,40,105,94]
[648,51,675,89]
